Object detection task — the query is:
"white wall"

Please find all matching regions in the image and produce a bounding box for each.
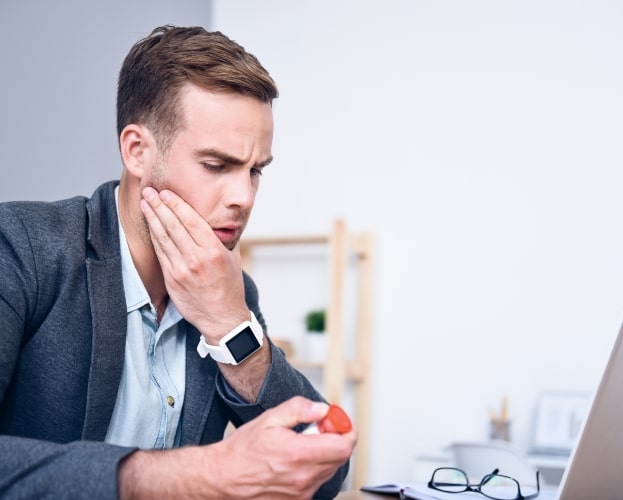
[0,0,212,201]
[212,0,623,484]
[3,0,623,488]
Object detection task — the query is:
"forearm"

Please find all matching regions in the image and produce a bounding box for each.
[215,342,327,426]
[217,338,271,402]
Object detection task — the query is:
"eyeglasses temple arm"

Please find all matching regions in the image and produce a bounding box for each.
[481,468,501,486]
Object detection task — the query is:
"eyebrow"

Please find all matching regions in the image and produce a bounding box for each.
[194,147,273,169]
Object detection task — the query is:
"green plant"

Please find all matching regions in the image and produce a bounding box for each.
[304,309,326,333]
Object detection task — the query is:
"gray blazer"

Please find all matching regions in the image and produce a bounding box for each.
[0,181,347,499]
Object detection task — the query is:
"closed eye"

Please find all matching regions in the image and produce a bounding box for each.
[202,163,226,173]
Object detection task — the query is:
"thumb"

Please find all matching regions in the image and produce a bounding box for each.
[262,396,329,429]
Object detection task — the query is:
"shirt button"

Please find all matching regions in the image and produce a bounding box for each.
[167,395,175,408]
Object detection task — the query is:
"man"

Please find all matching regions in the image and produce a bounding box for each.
[0,25,356,499]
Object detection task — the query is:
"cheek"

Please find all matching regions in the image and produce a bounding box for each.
[143,159,170,191]
[180,190,221,220]
[149,161,192,199]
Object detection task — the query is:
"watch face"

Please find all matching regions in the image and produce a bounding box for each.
[226,326,261,363]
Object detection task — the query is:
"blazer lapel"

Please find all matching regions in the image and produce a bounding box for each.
[81,257,128,441]
[181,326,218,445]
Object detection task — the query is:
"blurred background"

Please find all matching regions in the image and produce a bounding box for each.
[2,0,623,488]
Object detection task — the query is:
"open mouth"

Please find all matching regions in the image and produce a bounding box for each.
[212,226,239,247]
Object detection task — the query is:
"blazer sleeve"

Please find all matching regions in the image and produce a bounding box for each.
[0,437,137,499]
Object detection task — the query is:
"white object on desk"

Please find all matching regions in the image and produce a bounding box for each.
[413,452,452,482]
[448,440,540,486]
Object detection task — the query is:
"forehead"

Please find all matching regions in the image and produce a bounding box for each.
[175,84,274,162]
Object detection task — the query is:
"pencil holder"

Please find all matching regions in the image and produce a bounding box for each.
[489,420,511,441]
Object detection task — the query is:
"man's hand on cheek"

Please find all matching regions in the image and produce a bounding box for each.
[140,187,249,337]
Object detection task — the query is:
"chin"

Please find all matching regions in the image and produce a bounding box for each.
[221,238,239,251]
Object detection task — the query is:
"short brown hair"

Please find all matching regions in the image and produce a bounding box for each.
[116,25,278,152]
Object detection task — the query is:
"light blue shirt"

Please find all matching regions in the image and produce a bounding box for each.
[105,188,186,449]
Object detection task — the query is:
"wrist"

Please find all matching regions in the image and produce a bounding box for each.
[197,311,264,365]
[119,447,224,500]
[118,450,153,500]
[200,310,253,345]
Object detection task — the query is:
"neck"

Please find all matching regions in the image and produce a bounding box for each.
[153,297,169,324]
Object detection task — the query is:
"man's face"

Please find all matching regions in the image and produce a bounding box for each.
[145,84,274,250]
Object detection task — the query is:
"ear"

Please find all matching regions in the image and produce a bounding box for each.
[119,124,157,178]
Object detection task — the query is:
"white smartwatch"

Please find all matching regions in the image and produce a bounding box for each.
[196,311,264,365]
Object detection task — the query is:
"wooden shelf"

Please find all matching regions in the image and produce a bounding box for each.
[288,359,367,383]
[289,359,325,370]
[240,220,373,488]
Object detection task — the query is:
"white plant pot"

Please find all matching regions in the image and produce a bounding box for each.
[304,332,326,363]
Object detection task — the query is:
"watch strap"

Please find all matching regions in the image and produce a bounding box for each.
[196,311,264,364]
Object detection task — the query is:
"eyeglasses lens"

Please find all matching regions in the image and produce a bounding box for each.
[431,468,469,492]
[480,474,520,500]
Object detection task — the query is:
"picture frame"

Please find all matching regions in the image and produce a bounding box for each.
[531,391,592,454]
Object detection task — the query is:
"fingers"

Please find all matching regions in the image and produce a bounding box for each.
[140,189,178,267]
[256,397,357,460]
[261,396,329,430]
[140,187,213,254]
[235,397,356,476]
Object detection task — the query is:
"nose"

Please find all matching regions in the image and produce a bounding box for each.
[224,168,256,210]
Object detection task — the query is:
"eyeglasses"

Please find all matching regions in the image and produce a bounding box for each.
[428,467,541,500]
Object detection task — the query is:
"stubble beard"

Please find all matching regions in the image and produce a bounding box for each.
[138,156,168,249]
